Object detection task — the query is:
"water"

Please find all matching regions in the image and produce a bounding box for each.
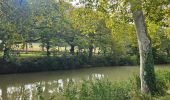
[0,66,169,100]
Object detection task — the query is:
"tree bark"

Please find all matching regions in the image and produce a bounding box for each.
[42,43,45,51]
[25,43,28,54]
[46,41,50,57]
[70,45,75,55]
[89,44,93,59]
[3,47,10,62]
[131,0,156,94]
[65,46,67,52]
[166,49,170,57]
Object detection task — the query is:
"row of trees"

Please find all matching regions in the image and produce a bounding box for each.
[1,0,169,61]
[0,0,124,61]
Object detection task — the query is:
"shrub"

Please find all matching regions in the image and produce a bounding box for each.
[130,71,169,97]
[64,79,132,100]
[118,55,138,66]
[156,70,170,89]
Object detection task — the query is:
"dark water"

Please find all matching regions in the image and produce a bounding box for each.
[0,66,169,100]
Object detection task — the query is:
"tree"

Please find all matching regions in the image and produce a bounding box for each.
[130,0,170,93]
[30,0,62,56]
[71,7,104,59]
[0,0,25,62]
[130,0,156,94]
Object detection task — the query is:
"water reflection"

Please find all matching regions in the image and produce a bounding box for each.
[0,73,107,100]
[0,66,140,100]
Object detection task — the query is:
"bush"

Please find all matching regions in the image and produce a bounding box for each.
[155,73,168,96]
[119,55,138,66]
[64,77,167,100]
[130,71,170,97]
[154,54,170,64]
[156,70,170,89]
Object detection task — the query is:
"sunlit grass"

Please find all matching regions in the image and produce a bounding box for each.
[13,43,100,53]
[20,52,45,57]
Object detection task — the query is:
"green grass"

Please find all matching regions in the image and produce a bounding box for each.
[19,52,45,58]
[160,96,170,100]
[64,79,132,100]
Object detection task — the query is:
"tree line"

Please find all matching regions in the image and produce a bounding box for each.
[0,0,169,63]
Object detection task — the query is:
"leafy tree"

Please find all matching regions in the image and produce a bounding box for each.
[0,0,27,62]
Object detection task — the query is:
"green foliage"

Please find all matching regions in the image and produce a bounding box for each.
[144,49,156,95]
[36,84,56,100]
[130,70,170,97]
[1,0,170,65]
[36,85,45,100]
[64,70,170,100]
[156,70,170,89]
[64,79,131,100]
[0,53,138,74]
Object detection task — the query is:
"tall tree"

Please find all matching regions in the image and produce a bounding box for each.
[130,0,156,94]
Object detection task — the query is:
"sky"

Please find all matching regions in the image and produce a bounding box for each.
[70,0,83,7]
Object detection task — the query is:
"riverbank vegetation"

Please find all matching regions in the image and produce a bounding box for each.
[0,53,139,74]
[34,70,170,100]
[64,71,170,100]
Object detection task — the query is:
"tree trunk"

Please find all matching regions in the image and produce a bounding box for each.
[65,46,67,52]
[131,0,156,94]
[166,49,170,57]
[89,45,93,59]
[98,48,100,55]
[58,46,60,52]
[46,41,50,57]
[94,48,97,55]
[42,45,45,52]
[42,47,45,51]
[25,43,28,54]
[70,45,75,55]
[3,47,10,62]
[103,48,106,56]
